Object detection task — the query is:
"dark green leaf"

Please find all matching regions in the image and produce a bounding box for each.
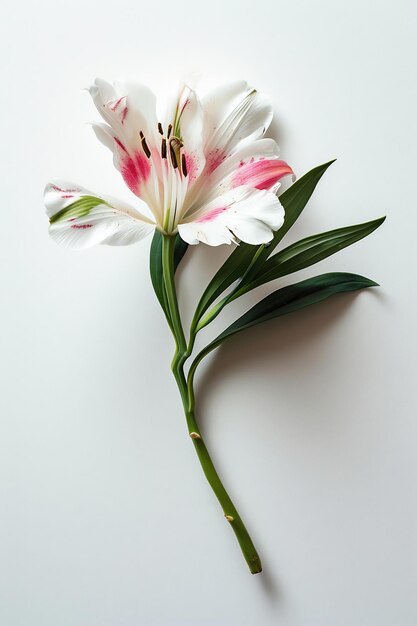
[174,235,189,271]
[192,160,336,325]
[149,230,167,314]
[203,273,378,354]
[244,216,385,291]
[192,244,260,326]
[149,232,188,324]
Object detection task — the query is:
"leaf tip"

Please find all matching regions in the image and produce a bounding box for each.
[362,278,380,288]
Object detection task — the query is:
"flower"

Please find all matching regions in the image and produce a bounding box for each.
[45,79,294,248]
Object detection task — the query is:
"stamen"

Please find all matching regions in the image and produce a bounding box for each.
[167,124,172,138]
[181,153,188,177]
[169,142,178,169]
[158,122,163,135]
[139,131,151,159]
[161,138,167,159]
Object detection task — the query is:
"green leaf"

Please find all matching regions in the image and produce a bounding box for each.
[242,216,386,292]
[150,232,188,323]
[198,273,378,357]
[173,235,189,271]
[191,244,261,328]
[149,230,167,314]
[192,160,336,327]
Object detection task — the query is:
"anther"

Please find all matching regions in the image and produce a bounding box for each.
[169,142,178,169]
[158,122,163,135]
[181,154,188,177]
[189,432,201,439]
[225,515,234,522]
[161,138,167,159]
[167,123,172,138]
[139,131,151,158]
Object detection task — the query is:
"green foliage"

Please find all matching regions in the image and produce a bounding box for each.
[149,231,188,323]
[214,273,378,347]
[237,216,386,294]
[149,160,384,380]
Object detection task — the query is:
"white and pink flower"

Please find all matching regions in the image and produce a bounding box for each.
[45,79,293,248]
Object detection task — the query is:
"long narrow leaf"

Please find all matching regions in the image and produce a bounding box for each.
[149,231,188,321]
[193,273,378,367]
[173,235,189,271]
[243,216,385,291]
[149,231,166,313]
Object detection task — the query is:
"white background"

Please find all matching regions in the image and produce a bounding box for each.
[1,1,416,624]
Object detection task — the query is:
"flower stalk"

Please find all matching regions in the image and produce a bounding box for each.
[161,234,262,574]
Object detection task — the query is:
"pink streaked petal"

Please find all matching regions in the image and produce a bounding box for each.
[114,138,151,195]
[45,180,155,249]
[178,186,284,246]
[232,159,294,191]
[205,148,227,174]
[183,151,201,184]
[107,95,129,124]
[197,206,227,223]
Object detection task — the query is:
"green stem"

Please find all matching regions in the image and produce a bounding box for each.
[185,411,262,574]
[179,366,262,574]
[161,234,262,574]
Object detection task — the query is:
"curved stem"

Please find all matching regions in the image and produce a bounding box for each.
[160,234,262,574]
[179,368,262,574]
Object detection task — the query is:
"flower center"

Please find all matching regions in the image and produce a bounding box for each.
[138,122,190,233]
[139,124,188,178]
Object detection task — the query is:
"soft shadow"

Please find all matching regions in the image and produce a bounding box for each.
[194,292,370,433]
[188,290,380,603]
[257,563,282,602]
[266,116,290,155]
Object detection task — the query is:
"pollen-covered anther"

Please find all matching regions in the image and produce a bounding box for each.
[139,131,151,158]
[158,122,163,135]
[181,154,188,177]
[167,123,172,138]
[161,138,167,159]
[189,432,201,439]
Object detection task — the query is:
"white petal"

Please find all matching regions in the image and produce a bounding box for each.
[202,81,273,172]
[230,217,274,245]
[45,180,154,249]
[178,186,284,247]
[115,80,158,143]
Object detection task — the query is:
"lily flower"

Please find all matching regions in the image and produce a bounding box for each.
[45,79,293,248]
